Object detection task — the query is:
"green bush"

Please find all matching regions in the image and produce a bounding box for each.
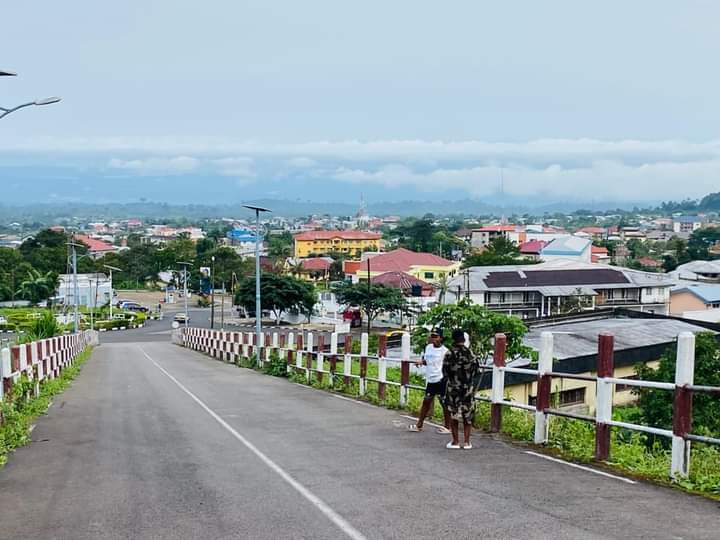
[263,351,289,378]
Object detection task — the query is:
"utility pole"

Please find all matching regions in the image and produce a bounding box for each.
[177,261,192,329]
[221,280,225,330]
[104,265,122,321]
[210,255,216,329]
[67,242,83,333]
[242,204,271,362]
[366,257,372,334]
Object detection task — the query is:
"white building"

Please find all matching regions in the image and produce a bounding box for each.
[539,236,592,263]
[57,273,113,308]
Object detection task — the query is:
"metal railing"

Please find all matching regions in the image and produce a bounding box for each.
[175,327,720,480]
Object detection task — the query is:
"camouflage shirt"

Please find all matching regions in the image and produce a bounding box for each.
[442,344,478,422]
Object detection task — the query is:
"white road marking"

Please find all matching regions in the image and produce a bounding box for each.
[139,347,366,540]
[400,414,446,430]
[525,451,637,484]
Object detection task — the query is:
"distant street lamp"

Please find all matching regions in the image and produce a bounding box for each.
[0,96,61,120]
[177,261,193,329]
[242,204,271,363]
[104,265,122,320]
[0,70,17,77]
[210,255,216,329]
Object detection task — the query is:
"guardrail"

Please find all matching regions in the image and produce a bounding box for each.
[482,331,719,480]
[0,330,99,408]
[175,327,719,480]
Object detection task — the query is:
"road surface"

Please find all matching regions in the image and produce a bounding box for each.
[1,335,719,539]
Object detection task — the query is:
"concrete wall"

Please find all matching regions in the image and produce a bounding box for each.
[670,291,706,315]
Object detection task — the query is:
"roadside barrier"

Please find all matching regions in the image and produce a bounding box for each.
[174,327,719,479]
[0,331,99,406]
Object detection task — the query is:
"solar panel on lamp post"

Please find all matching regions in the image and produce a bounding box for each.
[242,204,271,363]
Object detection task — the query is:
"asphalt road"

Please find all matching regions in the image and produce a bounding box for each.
[1,339,719,539]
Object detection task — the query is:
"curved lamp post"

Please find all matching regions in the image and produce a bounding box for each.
[0,96,61,120]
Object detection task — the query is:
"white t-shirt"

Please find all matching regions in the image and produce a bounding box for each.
[423,344,448,383]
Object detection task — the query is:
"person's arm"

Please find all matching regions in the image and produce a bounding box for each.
[442,349,452,379]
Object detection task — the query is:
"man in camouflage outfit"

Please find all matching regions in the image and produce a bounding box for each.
[443,329,478,449]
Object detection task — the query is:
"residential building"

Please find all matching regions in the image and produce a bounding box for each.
[470,225,524,250]
[518,240,547,261]
[671,260,720,283]
[74,235,118,260]
[670,284,720,315]
[57,273,112,308]
[539,236,592,263]
[293,230,382,258]
[445,260,673,318]
[673,216,704,234]
[371,271,434,297]
[287,257,334,282]
[226,228,258,256]
[575,226,607,240]
[477,314,715,412]
[637,257,662,270]
[591,246,611,264]
[347,248,460,285]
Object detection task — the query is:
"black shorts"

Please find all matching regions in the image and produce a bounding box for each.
[424,379,447,399]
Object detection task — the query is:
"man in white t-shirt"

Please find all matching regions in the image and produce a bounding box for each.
[408,328,451,433]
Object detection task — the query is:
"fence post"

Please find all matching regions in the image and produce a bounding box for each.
[286,332,295,371]
[378,335,387,402]
[490,334,506,433]
[534,332,553,444]
[359,333,368,396]
[305,333,313,383]
[595,333,614,461]
[671,332,695,479]
[296,333,304,372]
[400,332,411,407]
[265,333,271,363]
[329,333,338,385]
[0,347,9,402]
[344,335,353,386]
[316,335,325,384]
[272,332,279,361]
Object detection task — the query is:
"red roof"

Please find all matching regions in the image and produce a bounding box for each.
[579,227,606,235]
[300,258,332,271]
[362,248,455,273]
[75,235,116,253]
[474,225,518,233]
[294,230,382,241]
[371,272,433,296]
[519,240,547,254]
[591,246,609,255]
[343,260,364,275]
[638,257,661,268]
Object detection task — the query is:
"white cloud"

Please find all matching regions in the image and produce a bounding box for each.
[107,156,199,174]
[211,156,255,178]
[287,157,317,168]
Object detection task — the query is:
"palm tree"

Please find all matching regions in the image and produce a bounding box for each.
[16,269,59,305]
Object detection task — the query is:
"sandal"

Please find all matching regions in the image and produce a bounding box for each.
[462,443,473,450]
[408,424,422,432]
[436,427,451,434]
[446,442,461,449]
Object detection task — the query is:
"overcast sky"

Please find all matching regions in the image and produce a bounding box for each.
[2,1,719,205]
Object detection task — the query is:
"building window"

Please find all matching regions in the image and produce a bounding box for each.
[424,272,434,279]
[616,376,638,392]
[559,387,586,406]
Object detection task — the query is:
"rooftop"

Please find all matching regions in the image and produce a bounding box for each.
[294,230,382,241]
[362,248,456,273]
[75,235,116,253]
[672,284,720,304]
[540,236,591,255]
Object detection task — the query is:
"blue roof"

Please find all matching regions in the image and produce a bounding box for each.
[677,216,702,223]
[674,284,720,304]
[227,229,256,241]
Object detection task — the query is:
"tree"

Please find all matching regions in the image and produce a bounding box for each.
[267,235,293,268]
[412,299,532,361]
[635,333,720,442]
[687,227,720,260]
[235,273,316,323]
[16,269,59,304]
[333,281,407,333]
[463,237,539,267]
[19,229,76,274]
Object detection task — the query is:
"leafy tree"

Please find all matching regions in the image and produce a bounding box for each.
[235,273,316,323]
[463,237,539,267]
[332,281,407,333]
[267,235,293,267]
[687,227,720,260]
[19,229,76,274]
[635,333,720,441]
[412,299,532,361]
[15,269,59,304]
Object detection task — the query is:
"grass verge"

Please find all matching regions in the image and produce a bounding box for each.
[0,347,94,467]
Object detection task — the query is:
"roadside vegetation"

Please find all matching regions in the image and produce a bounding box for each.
[0,347,93,467]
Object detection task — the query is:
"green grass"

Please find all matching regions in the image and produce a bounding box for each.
[0,347,93,467]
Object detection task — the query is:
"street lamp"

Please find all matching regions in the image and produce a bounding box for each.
[242,204,271,363]
[177,261,193,329]
[66,242,85,333]
[210,255,216,329]
[0,70,17,77]
[103,265,122,320]
[0,96,61,120]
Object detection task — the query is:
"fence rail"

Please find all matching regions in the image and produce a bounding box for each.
[0,330,99,409]
[174,326,720,480]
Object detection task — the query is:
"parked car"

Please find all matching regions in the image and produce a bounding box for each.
[120,302,149,313]
[174,312,190,323]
